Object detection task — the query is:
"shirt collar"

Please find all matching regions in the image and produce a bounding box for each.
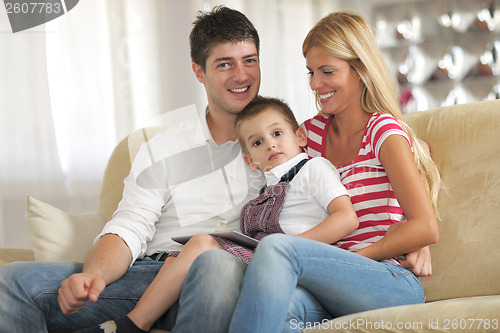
[264,153,309,186]
[200,106,215,143]
[202,106,240,147]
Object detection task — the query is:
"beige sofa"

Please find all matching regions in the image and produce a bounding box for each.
[1,100,499,332]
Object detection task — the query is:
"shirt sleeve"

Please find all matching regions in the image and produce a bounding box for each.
[370,114,411,160]
[307,157,349,210]
[95,140,169,264]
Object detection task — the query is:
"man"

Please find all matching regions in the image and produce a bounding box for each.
[0,6,300,332]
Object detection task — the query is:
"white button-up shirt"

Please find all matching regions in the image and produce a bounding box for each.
[96,105,265,262]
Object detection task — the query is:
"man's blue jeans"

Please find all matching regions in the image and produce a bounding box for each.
[0,249,329,332]
[229,234,425,333]
[0,259,176,332]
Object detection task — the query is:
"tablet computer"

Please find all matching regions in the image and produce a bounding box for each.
[172,231,258,248]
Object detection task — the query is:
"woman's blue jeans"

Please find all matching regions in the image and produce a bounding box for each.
[229,234,425,333]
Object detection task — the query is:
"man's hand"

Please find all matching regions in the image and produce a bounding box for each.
[397,246,432,277]
[57,273,106,315]
[57,234,132,315]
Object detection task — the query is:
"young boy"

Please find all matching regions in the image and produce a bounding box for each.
[77,96,358,333]
[234,96,358,248]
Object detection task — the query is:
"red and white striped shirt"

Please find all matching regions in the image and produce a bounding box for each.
[303,113,411,254]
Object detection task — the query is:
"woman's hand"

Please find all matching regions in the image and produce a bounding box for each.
[385,221,433,277]
[398,246,432,277]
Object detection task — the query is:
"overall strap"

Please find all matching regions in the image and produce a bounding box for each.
[279,158,309,183]
[259,158,310,194]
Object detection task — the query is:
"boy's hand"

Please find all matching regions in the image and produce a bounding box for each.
[58,273,106,315]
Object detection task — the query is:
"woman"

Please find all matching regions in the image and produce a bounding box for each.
[229,11,441,333]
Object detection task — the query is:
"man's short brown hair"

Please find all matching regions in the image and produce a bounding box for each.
[190,6,260,71]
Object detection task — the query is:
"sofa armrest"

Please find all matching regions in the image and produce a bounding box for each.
[0,247,35,267]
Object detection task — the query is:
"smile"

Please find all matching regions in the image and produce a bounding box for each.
[229,86,249,93]
[319,91,335,100]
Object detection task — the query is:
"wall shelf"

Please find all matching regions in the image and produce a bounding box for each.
[371,0,500,112]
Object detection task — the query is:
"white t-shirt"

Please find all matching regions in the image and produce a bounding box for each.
[263,153,349,235]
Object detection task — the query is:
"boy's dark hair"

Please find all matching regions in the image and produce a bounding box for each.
[236,96,300,153]
[190,6,260,71]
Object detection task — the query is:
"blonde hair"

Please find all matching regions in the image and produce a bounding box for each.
[303,11,442,216]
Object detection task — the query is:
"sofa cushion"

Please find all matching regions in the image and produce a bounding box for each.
[0,247,35,266]
[98,127,166,221]
[26,196,106,262]
[403,100,500,302]
[304,295,500,333]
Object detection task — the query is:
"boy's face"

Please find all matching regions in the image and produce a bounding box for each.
[192,41,260,116]
[240,108,307,172]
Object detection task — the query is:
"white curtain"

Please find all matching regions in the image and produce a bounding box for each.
[0,0,347,248]
[1,0,117,248]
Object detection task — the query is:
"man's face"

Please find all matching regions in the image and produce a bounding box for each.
[193,41,261,116]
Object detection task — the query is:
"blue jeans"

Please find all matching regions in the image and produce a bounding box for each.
[229,234,425,333]
[0,249,328,332]
[0,259,176,332]
[174,249,330,333]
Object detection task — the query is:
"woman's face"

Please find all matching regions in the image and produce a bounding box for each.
[305,46,363,116]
